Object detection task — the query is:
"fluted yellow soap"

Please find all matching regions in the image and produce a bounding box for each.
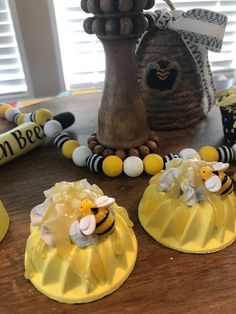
[25,180,137,303]
[139,158,236,254]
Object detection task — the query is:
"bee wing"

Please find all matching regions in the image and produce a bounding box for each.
[212,162,229,171]
[205,175,222,192]
[95,196,115,208]
[79,215,96,235]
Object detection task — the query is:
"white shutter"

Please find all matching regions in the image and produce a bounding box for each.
[53,0,236,91]
[53,0,105,90]
[0,0,28,98]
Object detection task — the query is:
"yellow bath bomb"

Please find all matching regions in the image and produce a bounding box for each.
[102,156,123,177]
[143,154,164,175]
[62,140,80,159]
[0,103,12,118]
[34,109,53,126]
[199,146,219,162]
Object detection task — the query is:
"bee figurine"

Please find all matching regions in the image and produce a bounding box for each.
[199,162,234,196]
[77,196,115,236]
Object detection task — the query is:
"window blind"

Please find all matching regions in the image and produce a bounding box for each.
[0,0,27,97]
[53,0,236,91]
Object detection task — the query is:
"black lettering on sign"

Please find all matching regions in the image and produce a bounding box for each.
[34,126,45,140]
[0,141,14,160]
[11,130,27,149]
[25,129,35,144]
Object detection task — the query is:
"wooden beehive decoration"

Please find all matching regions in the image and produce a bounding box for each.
[136,28,203,130]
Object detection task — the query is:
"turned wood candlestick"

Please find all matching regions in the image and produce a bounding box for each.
[81,0,155,149]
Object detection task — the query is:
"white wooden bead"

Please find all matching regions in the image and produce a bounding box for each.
[179,148,200,159]
[5,107,21,122]
[72,146,92,167]
[44,120,63,138]
[123,156,143,177]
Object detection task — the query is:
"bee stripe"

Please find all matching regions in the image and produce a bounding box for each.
[30,112,36,122]
[217,146,234,163]
[222,174,228,185]
[91,207,98,215]
[163,153,179,169]
[53,132,70,148]
[221,182,233,195]
[96,209,109,227]
[97,221,115,236]
[13,113,21,124]
[157,71,169,75]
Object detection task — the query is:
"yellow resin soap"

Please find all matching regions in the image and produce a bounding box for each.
[0,200,9,241]
[25,179,137,303]
[139,158,236,254]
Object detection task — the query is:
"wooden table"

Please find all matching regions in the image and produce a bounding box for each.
[0,92,235,314]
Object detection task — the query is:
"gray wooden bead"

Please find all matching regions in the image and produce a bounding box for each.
[120,17,133,36]
[92,18,105,36]
[100,0,115,13]
[138,145,150,157]
[105,19,120,35]
[103,148,114,157]
[87,136,97,144]
[119,0,133,12]
[83,17,94,34]
[145,0,155,10]
[115,149,127,160]
[81,0,89,13]
[93,145,105,155]
[87,0,101,14]
[128,148,140,157]
[146,140,158,153]
[88,140,98,150]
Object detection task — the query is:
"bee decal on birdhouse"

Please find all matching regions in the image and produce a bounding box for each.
[146,59,180,91]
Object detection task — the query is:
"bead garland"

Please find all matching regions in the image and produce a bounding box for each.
[1,102,236,178]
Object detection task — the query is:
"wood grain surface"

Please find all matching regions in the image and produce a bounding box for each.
[0,92,235,314]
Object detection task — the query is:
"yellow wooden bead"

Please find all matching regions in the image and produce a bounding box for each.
[198,146,219,162]
[16,113,26,125]
[62,140,80,159]
[0,103,13,118]
[34,109,53,126]
[143,154,164,175]
[102,156,123,177]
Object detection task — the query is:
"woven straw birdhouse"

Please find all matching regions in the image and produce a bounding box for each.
[136,1,227,130]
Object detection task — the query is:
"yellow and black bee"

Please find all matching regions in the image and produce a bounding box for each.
[79,196,115,236]
[91,206,115,236]
[200,163,234,196]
